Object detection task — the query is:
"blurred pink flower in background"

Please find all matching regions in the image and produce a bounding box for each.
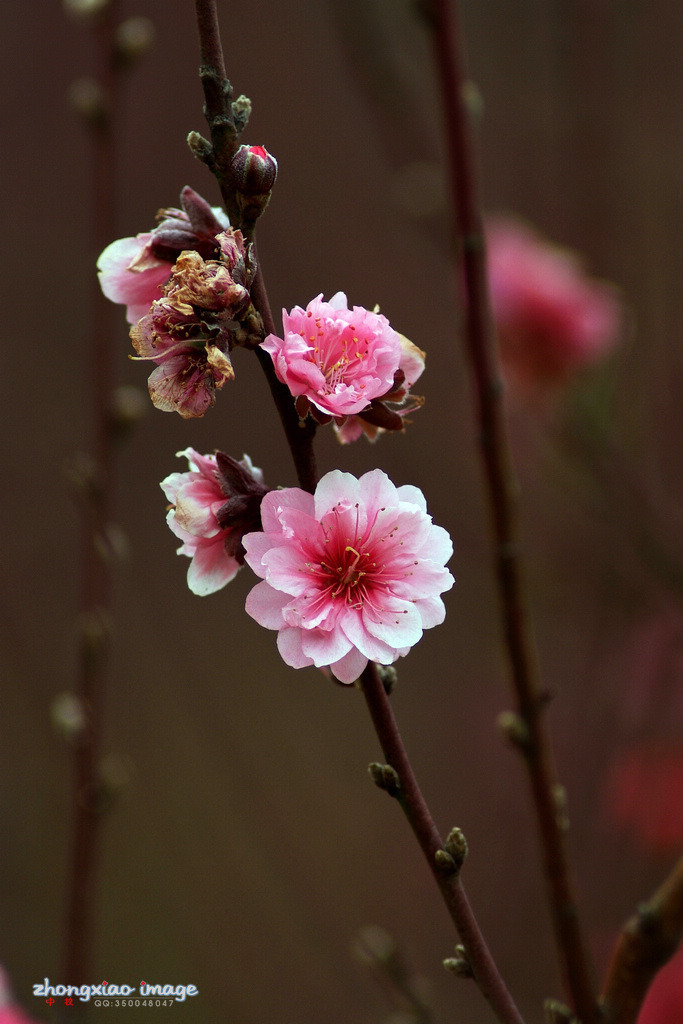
[261,292,403,419]
[636,948,683,1024]
[485,217,624,391]
[0,1007,37,1024]
[161,448,267,596]
[243,468,454,684]
[602,611,683,855]
[0,967,40,1024]
[605,742,683,855]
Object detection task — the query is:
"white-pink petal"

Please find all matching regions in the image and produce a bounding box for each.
[245,581,289,629]
[186,537,239,596]
[313,470,360,519]
[277,626,315,669]
[259,488,315,536]
[329,647,368,684]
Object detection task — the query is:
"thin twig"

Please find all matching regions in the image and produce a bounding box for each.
[63,0,120,992]
[600,856,683,1024]
[361,664,525,1024]
[194,0,318,493]
[428,1,599,1020]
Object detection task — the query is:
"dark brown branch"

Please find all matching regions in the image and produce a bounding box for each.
[361,664,525,1024]
[428,2,599,1021]
[600,857,683,1024]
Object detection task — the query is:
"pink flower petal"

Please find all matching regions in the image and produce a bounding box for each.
[277,626,315,669]
[329,647,368,684]
[245,581,290,629]
[186,536,240,596]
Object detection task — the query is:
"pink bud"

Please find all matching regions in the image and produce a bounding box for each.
[231,145,278,196]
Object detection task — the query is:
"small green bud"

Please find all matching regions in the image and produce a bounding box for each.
[187,131,213,164]
[231,94,252,133]
[443,945,472,978]
[377,664,398,695]
[368,762,400,797]
[543,998,577,1024]
[444,826,468,869]
[434,849,457,874]
[497,710,530,748]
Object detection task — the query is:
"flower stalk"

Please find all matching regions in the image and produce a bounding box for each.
[600,856,683,1024]
[193,0,318,492]
[361,663,525,1024]
[427,1,599,1020]
[63,0,123,992]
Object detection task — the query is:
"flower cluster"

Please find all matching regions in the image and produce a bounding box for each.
[130,231,255,417]
[261,292,425,442]
[485,217,623,392]
[99,188,260,417]
[100,185,453,684]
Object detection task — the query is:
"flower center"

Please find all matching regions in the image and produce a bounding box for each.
[320,544,375,605]
[301,315,369,393]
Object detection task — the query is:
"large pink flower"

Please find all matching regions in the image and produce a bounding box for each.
[243,469,454,684]
[261,293,403,418]
[485,217,623,390]
[97,187,230,323]
[161,448,267,596]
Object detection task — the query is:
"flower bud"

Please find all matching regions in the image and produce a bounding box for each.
[231,145,278,196]
[443,946,473,978]
[231,146,278,228]
[231,94,252,133]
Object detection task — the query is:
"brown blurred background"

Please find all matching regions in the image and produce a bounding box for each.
[2,1,683,1022]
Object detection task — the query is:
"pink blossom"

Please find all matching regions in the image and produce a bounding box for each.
[0,1007,39,1024]
[243,469,454,684]
[605,742,683,854]
[637,948,683,1024]
[261,293,403,419]
[161,448,267,596]
[485,217,623,390]
[0,966,40,1024]
[335,333,426,444]
[97,186,230,323]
